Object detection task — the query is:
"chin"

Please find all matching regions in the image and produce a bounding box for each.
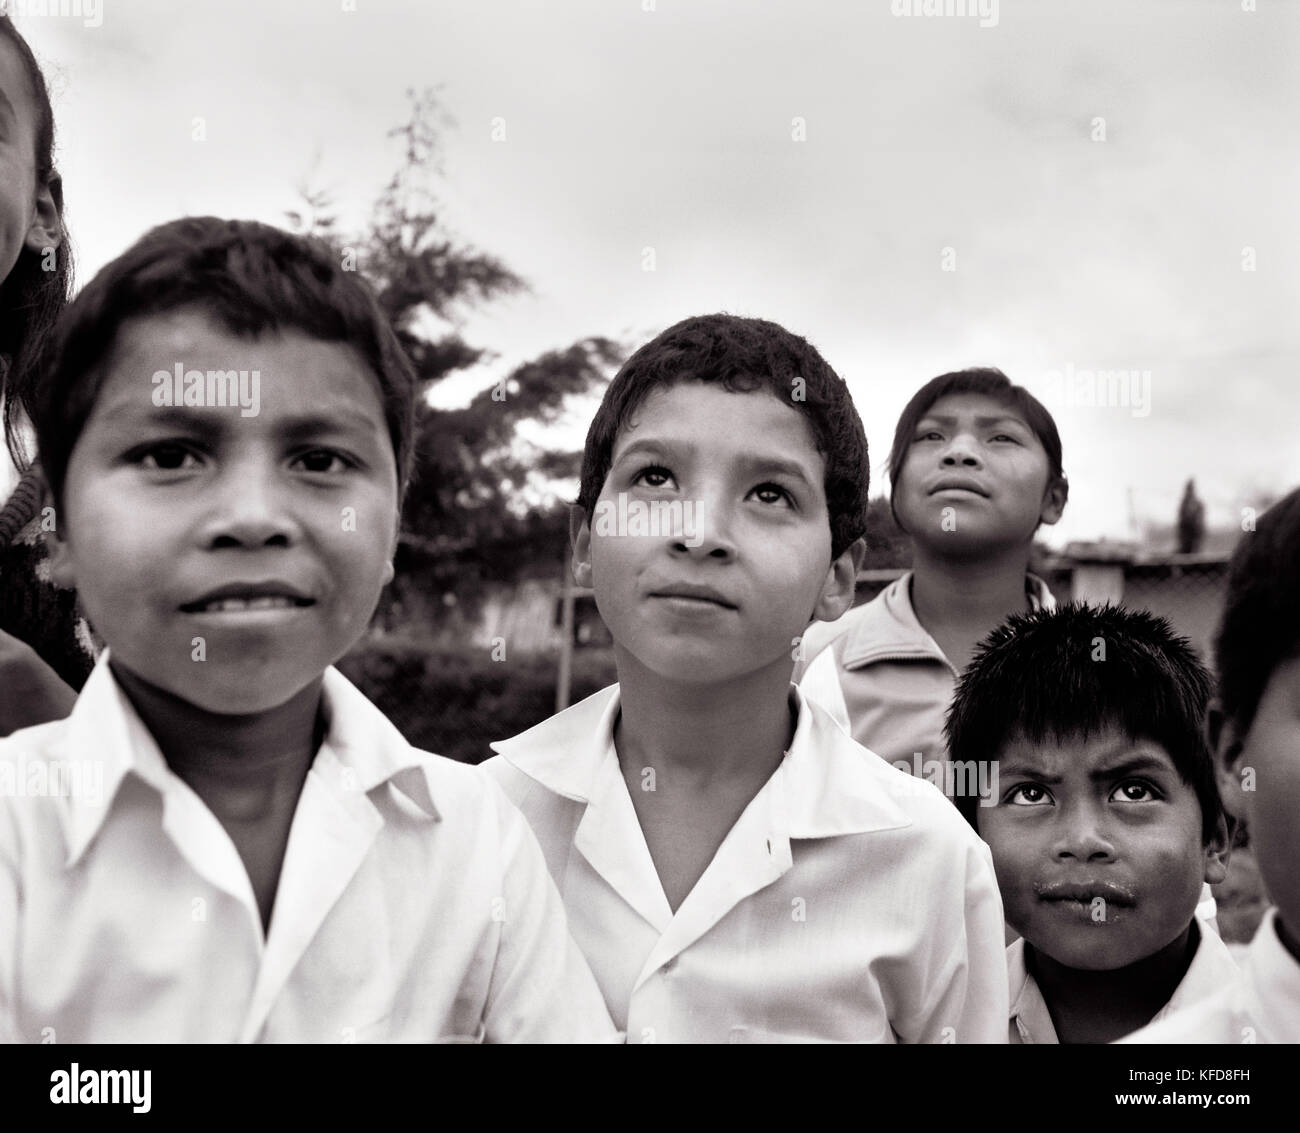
[178,670,318,717]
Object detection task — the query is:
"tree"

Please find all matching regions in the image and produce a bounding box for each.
[288,90,622,629]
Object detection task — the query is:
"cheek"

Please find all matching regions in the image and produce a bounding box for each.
[981,820,1034,895]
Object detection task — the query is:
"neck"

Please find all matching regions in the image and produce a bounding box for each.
[1027,923,1197,1044]
[909,542,1033,634]
[612,647,796,786]
[110,659,323,820]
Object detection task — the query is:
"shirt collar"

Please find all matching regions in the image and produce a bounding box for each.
[490,682,913,839]
[1007,918,1239,1044]
[1152,918,1239,1022]
[60,652,437,868]
[839,571,1056,669]
[1005,937,1057,1044]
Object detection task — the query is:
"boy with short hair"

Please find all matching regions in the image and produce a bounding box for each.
[484,314,1008,1043]
[1125,489,1300,1044]
[0,217,615,1042]
[946,603,1236,1044]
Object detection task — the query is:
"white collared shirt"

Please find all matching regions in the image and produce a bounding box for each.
[0,655,616,1043]
[1007,917,1239,1044]
[482,684,1009,1043]
[1121,909,1300,1044]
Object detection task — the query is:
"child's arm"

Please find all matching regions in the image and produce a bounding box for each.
[480,781,619,1043]
[0,631,75,736]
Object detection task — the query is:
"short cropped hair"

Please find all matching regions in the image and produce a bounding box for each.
[1215,488,1300,737]
[887,367,1066,529]
[30,217,416,508]
[577,314,869,558]
[946,603,1223,842]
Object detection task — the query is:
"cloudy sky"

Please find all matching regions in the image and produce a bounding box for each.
[19,0,1299,547]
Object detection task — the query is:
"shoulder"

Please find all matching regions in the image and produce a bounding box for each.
[799,700,987,856]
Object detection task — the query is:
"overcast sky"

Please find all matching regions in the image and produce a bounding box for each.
[19,0,1299,547]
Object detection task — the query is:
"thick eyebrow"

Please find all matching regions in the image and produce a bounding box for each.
[1091,753,1179,781]
[733,453,818,490]
[97,403,383,442]
[996,750,1178,786]
[610,438,817,490]
[917,414,1031,430]
[996,762,1062,785]
[609,437,676,467]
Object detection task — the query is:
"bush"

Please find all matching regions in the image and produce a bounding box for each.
[337,641,618,764]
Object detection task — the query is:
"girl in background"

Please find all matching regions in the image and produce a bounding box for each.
[0,14,87,733]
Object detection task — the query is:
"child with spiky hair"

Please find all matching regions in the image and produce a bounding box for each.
[946,602,1235,1043]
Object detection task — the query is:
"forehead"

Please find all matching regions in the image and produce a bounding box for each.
[0,37,38,134]
[92,309,388,427]
[998,726,1182,779]
[919,391,1033,430]
[613,380,823,464]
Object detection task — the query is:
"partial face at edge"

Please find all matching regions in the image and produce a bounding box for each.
[0,37,60,286]
[1217,655,1300,955]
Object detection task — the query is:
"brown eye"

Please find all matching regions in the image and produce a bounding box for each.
[136,443,200,471]
[294,450,351,474]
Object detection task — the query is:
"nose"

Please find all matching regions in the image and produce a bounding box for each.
[1052,801,1117,864]
[670,494,735,560]
[940,430,982,468]
[199,459,302,550]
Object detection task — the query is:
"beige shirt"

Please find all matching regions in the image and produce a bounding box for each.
[482,683,1009,1043]
[0,655,616,1043]
[797,571,1055,764]
[1007,918,1239,1043]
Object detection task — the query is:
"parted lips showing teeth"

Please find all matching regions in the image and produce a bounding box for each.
[183,595,315,613]
[179,584,316,613]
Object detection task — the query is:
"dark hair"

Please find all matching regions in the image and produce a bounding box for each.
[1214,488,1300,738]
[945,603,1223,843]
[0,14,73,469]
[30,217,417,508]
[887,367,1066,530]
[577,313,869,558]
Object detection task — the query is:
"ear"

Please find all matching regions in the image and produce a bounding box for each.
[381,510,401,586]
[1039,475,1068,527]
[1202,807,1231,887]
[47,523,77,591]
[1206,697,1249,823]
[812,537,864,623]
[569,503,593,589]
[23,174,63,255]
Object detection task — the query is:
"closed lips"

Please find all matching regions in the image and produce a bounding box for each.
[650,586,736,608]
[1036,881,1136,906]
[929,479,988,496]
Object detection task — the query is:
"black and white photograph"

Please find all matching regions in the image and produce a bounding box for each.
[0,0,1296,1103]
